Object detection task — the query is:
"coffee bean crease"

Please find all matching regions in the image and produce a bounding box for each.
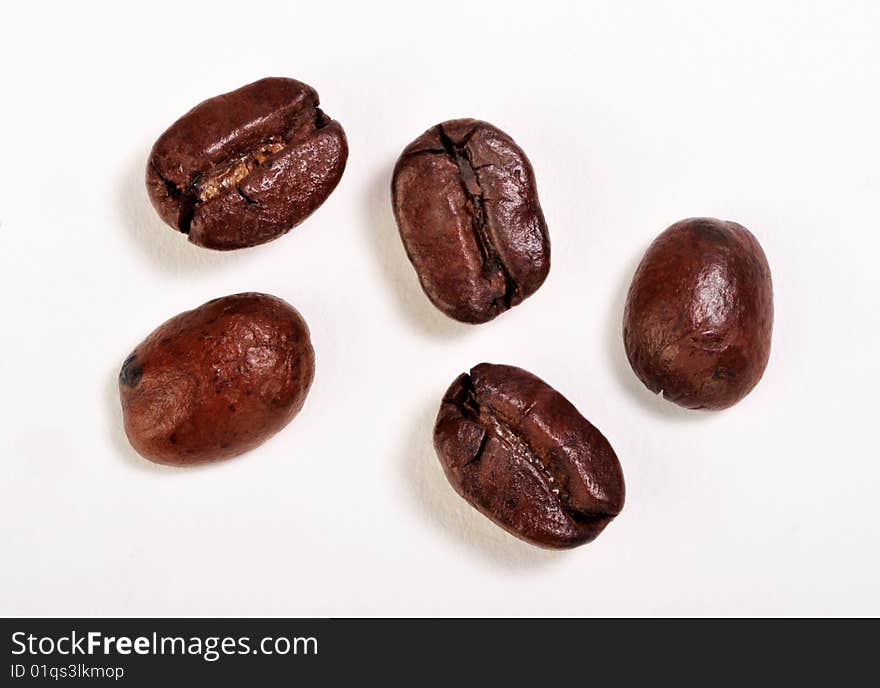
[436,124,519,309]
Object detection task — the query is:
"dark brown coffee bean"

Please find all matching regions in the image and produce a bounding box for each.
[146,77,347,250]
[119,293,314,465]
[623,217,773,410]
[434,363,625,549]
[392,119,550,323]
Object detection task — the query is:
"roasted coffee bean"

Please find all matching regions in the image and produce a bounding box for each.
[119,293,314,465]
[434,363,625,549]
[623,217,773,410]
[392,119,550,323]
[146,77,347,250]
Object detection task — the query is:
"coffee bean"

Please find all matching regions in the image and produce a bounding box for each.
[623,217,773,410]
[146,77,347,250]
[119,293,314,465]
[392,119,550,323]
[434,363,625,549]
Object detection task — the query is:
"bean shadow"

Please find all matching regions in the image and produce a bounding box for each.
[607,249,712,422]
[116,149,248,276]
[400,399,563,571]
[364,160,471,341]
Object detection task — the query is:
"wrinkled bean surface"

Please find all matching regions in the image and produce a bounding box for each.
[434,363,625,549]
[119,293,314,465]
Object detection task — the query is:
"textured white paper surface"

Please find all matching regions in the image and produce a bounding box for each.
[1,0,878,616]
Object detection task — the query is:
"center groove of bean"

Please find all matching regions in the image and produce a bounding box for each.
[436,125,519,308]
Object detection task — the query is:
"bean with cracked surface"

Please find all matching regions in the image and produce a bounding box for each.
[392,119,550,323]
[146,77,347,250]
[118,293,315,466]
[434,363,625,549]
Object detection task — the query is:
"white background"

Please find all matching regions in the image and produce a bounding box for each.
[1,0,878,617]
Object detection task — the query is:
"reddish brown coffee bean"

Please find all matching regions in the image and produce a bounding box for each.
[146,77,347,250]
[623,218,773,410]
[119,293,314,465]
[434,363,625,549]
[392,119,550,323]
